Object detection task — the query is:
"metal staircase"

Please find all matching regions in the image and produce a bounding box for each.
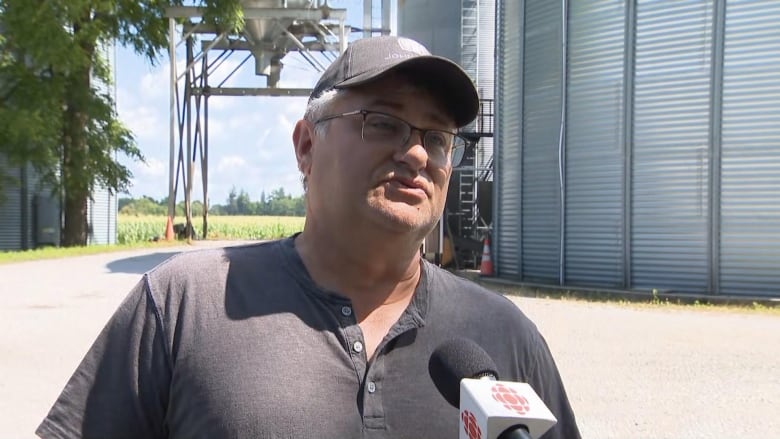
[446,98,494,269]
[461,0,479,75]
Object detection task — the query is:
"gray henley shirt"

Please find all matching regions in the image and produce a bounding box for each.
[37,236,580,439]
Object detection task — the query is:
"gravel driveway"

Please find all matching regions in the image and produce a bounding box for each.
[1,241,777,438]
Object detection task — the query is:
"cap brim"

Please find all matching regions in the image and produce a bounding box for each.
[335,56,480,127]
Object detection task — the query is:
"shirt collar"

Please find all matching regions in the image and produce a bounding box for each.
[278,234,430,328]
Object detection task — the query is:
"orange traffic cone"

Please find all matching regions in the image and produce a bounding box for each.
[480,237,494,276]
[165,216,175,241]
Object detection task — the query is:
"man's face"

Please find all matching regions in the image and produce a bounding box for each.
[300,75,457,238]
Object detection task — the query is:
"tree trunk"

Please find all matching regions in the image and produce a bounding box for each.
[62,190,88,246]
[61,90,90,246]
[60,39,93,247]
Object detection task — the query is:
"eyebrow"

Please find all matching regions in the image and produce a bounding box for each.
[365,98,452,128]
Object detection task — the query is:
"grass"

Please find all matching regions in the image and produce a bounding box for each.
[0,240,183,264]
[0,215,305,265]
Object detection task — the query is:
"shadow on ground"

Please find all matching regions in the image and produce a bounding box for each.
[106,252,182,274]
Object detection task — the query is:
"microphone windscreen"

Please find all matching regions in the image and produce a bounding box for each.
[428,337,500,407]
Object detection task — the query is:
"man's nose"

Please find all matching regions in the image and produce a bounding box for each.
[394,130,429,169]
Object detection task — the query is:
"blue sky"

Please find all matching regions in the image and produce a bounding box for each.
[115,1,392,205]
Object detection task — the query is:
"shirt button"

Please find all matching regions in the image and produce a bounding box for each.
[353,341,364,353]
[341,306,352,317]
[367,381,376,393]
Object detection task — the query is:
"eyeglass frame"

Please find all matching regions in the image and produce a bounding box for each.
[313,109,470,168]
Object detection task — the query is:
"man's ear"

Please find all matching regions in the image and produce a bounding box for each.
[293,119,315,179]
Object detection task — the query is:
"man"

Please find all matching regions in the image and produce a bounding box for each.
[38,36,580,439]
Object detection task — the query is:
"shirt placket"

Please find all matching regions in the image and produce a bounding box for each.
[335,301,390,432]
[337,304,368,383]
[328,265,429,436]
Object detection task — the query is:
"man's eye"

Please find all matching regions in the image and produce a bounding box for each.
[365,115,403,132]
[426,132,450,148]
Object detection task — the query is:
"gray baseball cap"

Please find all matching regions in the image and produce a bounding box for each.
[310,36,480,127]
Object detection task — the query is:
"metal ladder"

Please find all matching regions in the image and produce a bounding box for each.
[461,0,479,76]
[457,158,478,241]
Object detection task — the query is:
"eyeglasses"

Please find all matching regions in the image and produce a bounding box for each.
[314,109,469,167]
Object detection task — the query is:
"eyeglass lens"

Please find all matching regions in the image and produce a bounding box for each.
[360,112,467,166]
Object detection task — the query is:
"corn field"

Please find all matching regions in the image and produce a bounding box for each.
[118,215,305,244]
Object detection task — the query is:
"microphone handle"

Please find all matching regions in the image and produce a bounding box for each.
[497,425,532,439]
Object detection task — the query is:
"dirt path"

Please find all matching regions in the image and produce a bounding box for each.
[1,242,777,438]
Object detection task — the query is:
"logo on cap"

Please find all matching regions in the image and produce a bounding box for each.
[397,37,428,55]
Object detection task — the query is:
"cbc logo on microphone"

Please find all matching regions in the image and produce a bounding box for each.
[492,383,530,415]
[461,410,482,439]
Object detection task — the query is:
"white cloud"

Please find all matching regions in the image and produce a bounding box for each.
[137,60,186,102]
[121,105,166,143]
[206,117,226,141]
[217,155,248,173]
[137,157,166,178]
[276,54,323,89]
[277,113,296,134]
[123,157,168,201]
[252,128,274,149]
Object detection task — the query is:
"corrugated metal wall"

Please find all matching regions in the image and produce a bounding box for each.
[397,0,462,63]
[565,0,626,287]
[632,0,712,294]
[462,0,478,78]
[495,0,780,297]
[0,157,61,250]
[521,0,563,284]
[0,157,25,250]
[495,0,523,278]
[719,1,780,295]
[476,0,495,169]
[21,165,34,248]
[1,155,116,248]
[89,40,119,246]
[88,187,117,245]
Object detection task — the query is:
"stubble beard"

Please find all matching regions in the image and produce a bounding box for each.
[364,185,443,240]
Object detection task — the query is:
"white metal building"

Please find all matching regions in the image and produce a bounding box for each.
[494,0,780,297]
[0,156,118,250]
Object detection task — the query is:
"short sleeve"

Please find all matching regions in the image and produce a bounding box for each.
[528,333,581,439]
[36,276,172,439]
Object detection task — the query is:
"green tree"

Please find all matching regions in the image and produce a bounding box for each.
[236,189,252,215]
[175,199,200,217]
[119,195,166,215]
[118,196,134,211]
[0,0,243,246]
[190,200,204,217]
[207,187,304,216]
[226,186,238,215]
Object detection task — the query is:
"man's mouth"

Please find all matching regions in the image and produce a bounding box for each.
[385,176,429,198]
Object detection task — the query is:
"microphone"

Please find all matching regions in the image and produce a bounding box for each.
[428,338,557,439]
